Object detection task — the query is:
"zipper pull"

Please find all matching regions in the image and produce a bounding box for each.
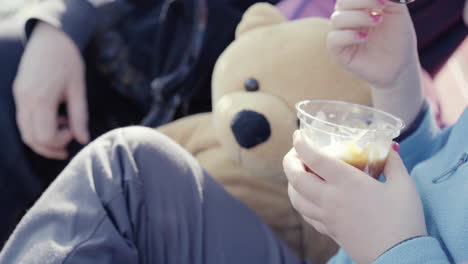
[433,152,468,183]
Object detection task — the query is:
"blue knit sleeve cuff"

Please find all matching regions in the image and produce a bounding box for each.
[399,103,441,172]
[373,236,450,264]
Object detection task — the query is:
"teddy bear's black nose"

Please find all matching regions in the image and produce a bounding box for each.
[231,110,271,149]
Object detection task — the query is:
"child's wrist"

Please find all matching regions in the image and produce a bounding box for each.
[371,63,424,132]
[394,100,428,142]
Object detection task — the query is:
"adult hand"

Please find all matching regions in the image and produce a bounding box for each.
[283,131,427,264]
[13,22,89,159]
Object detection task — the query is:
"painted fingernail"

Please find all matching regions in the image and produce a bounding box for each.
[370,11,382,23]
[356,31,368,40]
[377,0,386,6]
[391,142,400,154]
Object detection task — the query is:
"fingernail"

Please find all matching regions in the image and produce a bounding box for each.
[391,142,400,154]
[377,0,386,6]
[356,31,368,40]
[370,11,382,23]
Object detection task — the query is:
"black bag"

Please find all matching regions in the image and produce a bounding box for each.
[92,0,206,127]
[92,0,279,128]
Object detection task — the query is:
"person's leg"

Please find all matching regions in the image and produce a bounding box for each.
[0,127,301,264]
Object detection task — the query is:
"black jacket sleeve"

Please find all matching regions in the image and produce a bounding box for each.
[22,0,131,51]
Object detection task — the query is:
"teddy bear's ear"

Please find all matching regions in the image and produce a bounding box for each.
[235,3,286,38]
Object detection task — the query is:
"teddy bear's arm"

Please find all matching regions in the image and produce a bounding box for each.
[157,113,218,156]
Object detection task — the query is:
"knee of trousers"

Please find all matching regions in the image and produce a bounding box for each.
[84,126,205,197]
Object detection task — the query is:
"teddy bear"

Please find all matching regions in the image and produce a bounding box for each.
[158,3,372,263]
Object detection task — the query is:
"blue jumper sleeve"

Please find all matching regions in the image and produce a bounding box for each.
[373,236,450,264]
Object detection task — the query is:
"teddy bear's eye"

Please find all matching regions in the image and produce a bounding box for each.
[244,78,259,92]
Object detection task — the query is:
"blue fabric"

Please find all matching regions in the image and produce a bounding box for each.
[328,107,468,263]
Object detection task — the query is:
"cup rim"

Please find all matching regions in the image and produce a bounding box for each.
[295,100,405,137]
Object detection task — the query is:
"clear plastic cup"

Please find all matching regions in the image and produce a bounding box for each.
[296,100,404,179]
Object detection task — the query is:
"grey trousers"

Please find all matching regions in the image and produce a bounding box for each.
[0,127,301,264]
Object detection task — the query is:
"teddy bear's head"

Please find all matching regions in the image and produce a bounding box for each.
[212,3,371,180]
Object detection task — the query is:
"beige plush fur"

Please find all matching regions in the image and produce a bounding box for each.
[158,3,372,263]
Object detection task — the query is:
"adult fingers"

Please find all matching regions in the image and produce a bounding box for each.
[13,79,35,149]
[17,101,72,159]
[67,75,89,145]
[30,144,68,160]
[15,108,34,147]
[27,127,73,160]
[29,101,72,159]
[32,98,59,148]
[54,128,74,149]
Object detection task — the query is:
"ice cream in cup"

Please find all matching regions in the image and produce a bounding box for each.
[296,100,405,179]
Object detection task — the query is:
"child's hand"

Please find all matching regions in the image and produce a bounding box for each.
[327,0,418,90]
[283,131,427,264]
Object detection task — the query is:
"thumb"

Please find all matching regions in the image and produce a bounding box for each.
[383,147,409,183]
[67,76,89,145]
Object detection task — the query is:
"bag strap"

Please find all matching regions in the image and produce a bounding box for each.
[141,0,207,127]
